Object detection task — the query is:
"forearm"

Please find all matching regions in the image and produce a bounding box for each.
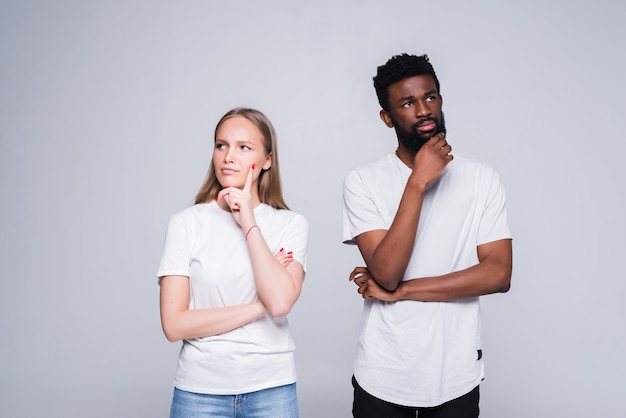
[246,226,303,317]
[161,300,266,342]
[360,180,426,290]
[395,256,511,302]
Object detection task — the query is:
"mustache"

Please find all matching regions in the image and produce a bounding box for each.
[413,117,446,135]
[414,117,436,129]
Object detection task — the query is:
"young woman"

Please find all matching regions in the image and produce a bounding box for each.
[158,108,308,418]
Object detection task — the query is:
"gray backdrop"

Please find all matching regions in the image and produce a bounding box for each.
[1,0,625,417]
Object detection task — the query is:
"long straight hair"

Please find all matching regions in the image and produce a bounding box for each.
[194,108,289,210]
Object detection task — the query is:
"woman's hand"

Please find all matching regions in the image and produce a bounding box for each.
[217,165,257,232]
[274,248,294,268]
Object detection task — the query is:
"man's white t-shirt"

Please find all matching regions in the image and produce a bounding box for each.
[158,201,308,395]
[343,153,511,407]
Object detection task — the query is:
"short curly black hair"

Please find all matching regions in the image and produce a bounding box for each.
[373,53,441,111]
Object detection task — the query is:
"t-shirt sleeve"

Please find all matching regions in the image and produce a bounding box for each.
[477,169,512,245]
[342,168,387,245]
[157,214,191,282]
[280,213,309,272]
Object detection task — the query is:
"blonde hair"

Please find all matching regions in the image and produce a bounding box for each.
[194,108,289,210]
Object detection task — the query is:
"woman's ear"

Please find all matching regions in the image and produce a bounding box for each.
[380,110,394,128]
[263,153,272,170]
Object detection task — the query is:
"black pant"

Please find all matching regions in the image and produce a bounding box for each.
[352,376,480,418]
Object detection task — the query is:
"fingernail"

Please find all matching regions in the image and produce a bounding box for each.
[215,195,219,202]
[252,164,255,170]
[280,248,284,252]
[287,251,293,255]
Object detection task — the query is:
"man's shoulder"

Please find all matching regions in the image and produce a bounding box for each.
[345,153,396,180]
[449,155,499,176]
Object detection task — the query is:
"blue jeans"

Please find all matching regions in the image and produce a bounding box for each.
[170,384,299,418]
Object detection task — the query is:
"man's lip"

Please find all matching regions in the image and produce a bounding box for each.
[417,120,436,132]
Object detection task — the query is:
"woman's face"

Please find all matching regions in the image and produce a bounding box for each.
[213,116,271,190]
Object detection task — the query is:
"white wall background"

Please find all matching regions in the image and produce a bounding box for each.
[1,0,625,417]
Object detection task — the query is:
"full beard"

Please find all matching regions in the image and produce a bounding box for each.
[394,112,446,153]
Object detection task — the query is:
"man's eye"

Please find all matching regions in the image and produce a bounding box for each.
[402,101,412,108]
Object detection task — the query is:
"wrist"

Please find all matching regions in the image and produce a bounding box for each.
[406,172,428,193]
[245,224,260,240]
[255,300,268,315]
[394,281,406,301]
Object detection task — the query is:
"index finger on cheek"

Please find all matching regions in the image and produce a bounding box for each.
[243,164,254,193]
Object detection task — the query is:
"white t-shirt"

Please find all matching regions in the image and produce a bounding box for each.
[158,201,308,395]
[342,153,511,407]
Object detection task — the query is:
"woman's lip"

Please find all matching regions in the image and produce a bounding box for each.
[221,167,238,174]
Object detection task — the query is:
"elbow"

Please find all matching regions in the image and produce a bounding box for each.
[163,330,180,343]
[482,256,512,295]
[368,268,401,292]
[495,271,512,294]
[163,329,180,343]
[161,321,183,343]
[498,281,511,294]
[264,293,300,318]
[380,282,399,292]
[266,301,294,318]
[262,283,302,317]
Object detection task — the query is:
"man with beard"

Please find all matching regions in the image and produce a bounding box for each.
[342,53,513,417]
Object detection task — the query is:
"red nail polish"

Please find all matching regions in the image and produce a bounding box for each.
[215,195,219,202]
[252,164,255,170]
[287,251,293,255]
[280,248,284,252]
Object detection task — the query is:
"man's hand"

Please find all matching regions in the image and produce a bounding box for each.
[349,266,397,302]
[410,132,453,189]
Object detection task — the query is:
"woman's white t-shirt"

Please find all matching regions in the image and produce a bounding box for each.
[158,201,308,395]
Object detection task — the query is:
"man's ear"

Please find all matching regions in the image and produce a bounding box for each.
[380,110,394,128]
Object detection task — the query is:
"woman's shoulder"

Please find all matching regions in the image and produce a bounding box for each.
[169,202,220,223]
[259,204,307,226]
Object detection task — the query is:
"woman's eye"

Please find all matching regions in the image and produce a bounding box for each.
[241,145,251,151]
[215,143,226,150]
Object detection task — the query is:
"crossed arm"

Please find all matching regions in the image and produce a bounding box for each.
[160,167,304,343]
[350,237,512,302]
[160,249,302,342]
[350,179,512,302]
[349,135,511,302]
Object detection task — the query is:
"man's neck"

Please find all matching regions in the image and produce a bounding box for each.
[395,147,415,169]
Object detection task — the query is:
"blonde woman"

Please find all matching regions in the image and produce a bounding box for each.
[158,108,308,418]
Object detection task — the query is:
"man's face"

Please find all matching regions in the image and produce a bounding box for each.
[382,75,445,153]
